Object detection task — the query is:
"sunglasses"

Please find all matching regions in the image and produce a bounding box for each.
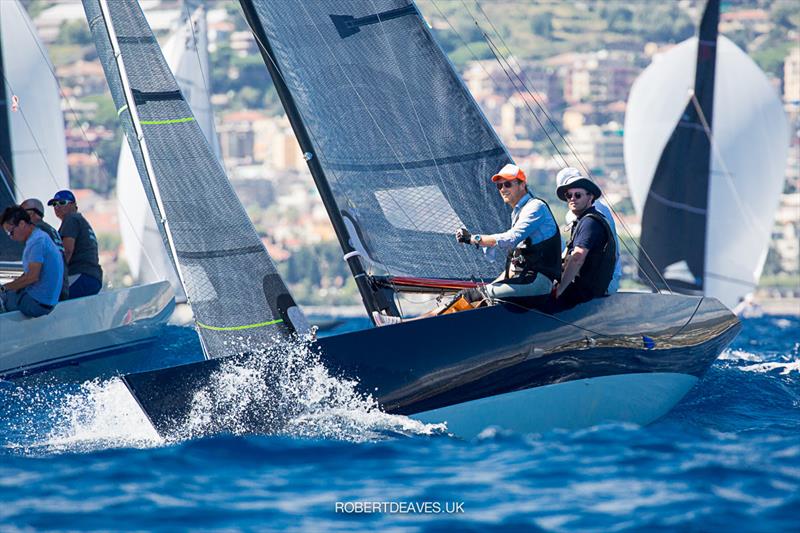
[495,181,517,190]
[25,208,44,218]
[565,192,585,200]
[51,200,71,206]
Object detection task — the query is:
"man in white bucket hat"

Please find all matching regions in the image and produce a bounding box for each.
[554,168,618,309]
[556,167,621,294]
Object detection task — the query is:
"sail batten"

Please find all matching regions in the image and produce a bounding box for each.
[83,0,302,356]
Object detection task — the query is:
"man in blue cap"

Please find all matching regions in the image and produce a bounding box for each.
[47,190,103,299]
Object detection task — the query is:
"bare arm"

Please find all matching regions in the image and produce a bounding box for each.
[3,262,42,291]
[62,237,75,264]
[556,246,588,298]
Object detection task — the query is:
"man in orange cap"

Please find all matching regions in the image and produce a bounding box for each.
[373,163,562,325]
[454,163,562,307]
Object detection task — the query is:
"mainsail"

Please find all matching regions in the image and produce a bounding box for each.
[82,0,304,358]
[625,0,788,308]
[117,4,221,297]
[0,0,69,258]
[240,1,513,300]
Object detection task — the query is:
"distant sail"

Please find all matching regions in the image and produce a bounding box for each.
[243,0,512,282]
[82,0,304,358]
[117,4,220,296]
[0,0,69,258]
[624,0,788,308]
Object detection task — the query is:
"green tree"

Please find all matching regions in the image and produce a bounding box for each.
[56,20,91,46]
[530,13,553,38]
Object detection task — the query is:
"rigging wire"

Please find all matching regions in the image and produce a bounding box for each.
[457,0,672,293]
[470,0,668,292]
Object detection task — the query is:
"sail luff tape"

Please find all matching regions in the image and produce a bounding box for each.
[343,251,362,261]
[196,318,284,331]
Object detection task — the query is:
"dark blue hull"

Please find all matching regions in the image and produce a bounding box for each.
[123,293,740,437]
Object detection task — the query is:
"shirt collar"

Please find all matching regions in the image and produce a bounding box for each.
[512,192,532,215]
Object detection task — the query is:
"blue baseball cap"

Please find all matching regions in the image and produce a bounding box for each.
[47,190,76,205]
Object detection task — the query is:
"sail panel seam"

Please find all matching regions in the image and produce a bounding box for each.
[326,147,505,172]
[647,191,707,215]
[176,245,263,260]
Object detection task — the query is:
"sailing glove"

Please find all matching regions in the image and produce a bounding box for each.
[456,228,471,244]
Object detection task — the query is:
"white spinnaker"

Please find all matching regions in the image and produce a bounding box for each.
[117,6,221,293]
[625,36,789,308]
[1,0,68,228]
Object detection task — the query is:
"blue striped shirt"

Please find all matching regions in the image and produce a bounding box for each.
[483,193,558,261]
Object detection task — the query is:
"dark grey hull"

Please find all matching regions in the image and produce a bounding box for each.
[123,293,740,437]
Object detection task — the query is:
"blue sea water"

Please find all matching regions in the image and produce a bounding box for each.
[1,315,798,531]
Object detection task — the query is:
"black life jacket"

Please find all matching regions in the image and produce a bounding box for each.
[504,195,562,282]
[565,207,616,298]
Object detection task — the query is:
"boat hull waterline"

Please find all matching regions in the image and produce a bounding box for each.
[123,293,740,437]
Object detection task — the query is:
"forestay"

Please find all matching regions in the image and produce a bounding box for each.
[246,0,512,281]
[82,0,302,357]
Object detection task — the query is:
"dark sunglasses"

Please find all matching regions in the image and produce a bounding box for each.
[565,192,585,200]
[495,181,517,190]
[51,200,71,206]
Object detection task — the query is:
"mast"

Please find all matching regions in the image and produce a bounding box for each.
[237,0,383,319]
[0,19,15,207]
[0,14,22,261]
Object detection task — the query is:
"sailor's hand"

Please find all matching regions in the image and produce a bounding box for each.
[456,228,472,244]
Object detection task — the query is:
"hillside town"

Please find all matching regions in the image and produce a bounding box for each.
[14,0,800,307]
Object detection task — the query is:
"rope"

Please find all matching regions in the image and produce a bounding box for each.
[459,0,672,293]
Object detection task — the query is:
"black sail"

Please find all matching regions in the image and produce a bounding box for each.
[0,20,22,260]
[242,0,513,282]
[638,0,719,292]
[81,0,302,358]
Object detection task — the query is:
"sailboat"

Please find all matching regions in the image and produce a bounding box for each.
[0,0,69,260]
[81,0,740,438]
[0,0,174,379]
[117,2,221,299]
[624,0,789,310]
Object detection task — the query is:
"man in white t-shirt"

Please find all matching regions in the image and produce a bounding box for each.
[556,167,622,294]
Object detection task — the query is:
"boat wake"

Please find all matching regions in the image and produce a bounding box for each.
[719,348,800,375]
[172,335,446,443]
[8,336,444,455]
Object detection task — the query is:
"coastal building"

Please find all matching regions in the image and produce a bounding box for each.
[567,122,626,181]
[784,46,800,106]
[563,50,639,105]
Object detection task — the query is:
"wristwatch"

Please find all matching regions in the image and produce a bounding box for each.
[472,234,482,246]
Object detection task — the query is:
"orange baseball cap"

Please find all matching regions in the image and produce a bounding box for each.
[491,163,526,183]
